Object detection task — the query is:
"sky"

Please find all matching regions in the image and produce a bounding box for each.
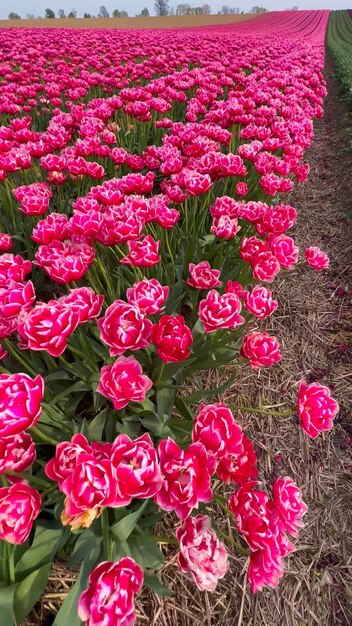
[1,0,350,20]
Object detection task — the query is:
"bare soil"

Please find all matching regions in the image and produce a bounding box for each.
[25,55,352,626]
[0,14,255,30]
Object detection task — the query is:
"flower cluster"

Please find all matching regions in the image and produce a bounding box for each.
[46,433,163,529]
[229,478,307,592]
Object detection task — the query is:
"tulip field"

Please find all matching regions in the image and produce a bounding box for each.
[0,9,349,626]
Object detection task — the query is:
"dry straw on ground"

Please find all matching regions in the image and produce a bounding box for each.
[25,56,352,626]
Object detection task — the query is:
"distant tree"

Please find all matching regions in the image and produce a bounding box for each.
[291,5,298,9]
[99,5,110,16]
[154,0,169,15]
[8,12,21,18]
[26,12,35,17]
[140,7,150,15]
[68,9,77,16]
[45,8,56,17]
[250,6,268,12]
[202,4,211,13]
[58,8,66,17]
[112,9,129,16]
[176,4,191,15]
[84,12,91,16]
[221,5,230,13]
[169,5,175,13]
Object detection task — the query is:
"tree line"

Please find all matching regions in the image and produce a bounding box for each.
[8,5,279,19]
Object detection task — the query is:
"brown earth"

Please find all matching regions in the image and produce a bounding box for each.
[24,56,352,626]
[0,14,256,29]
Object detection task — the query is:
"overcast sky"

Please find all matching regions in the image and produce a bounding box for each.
[2,1,350,20]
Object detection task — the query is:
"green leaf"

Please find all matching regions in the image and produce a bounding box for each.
[0,584,17,626]
[183,372,236,404]
[164,279,186,314]
[53,546,100,626]
[185,348,237,375]
[44,370,73,383]
[175,397,194,421]
[110,500,149,542]
[144,572,174,596]
[14,562,51,624]
[156,387,177,422]
[15,523,63,580]
[51,381,91,404]
[69,531,102,567]
[88,409,108,441]
[137,511,163,529]
[128,535,164,570]
[139,412,171,438]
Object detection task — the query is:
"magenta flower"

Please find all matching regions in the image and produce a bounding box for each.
[176,515,229,591]
[97,356,153,410]
[241,331,282,369]
[305,246,330,272]
[297,380,339,438]
[0,372,44,437]
[0,483,41,544]
[199,290,245,333]
[155,438,216,520]
[78,558,143,626]
[98,300,152,357]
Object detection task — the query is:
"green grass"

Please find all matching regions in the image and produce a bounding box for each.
[327,10,352,102]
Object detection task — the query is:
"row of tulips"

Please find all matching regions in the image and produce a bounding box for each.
[0,11,339,626]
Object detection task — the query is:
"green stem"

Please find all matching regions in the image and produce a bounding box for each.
[218,530,249,556]
[1,541,8,586]
[8,545,15,585]
[213,494,232,516]
[154,362,165,384]
[153,535,179,546]
[101,508,112,561]
[230,404,295,417]
[30,425,59,446]
[3,339,37,377]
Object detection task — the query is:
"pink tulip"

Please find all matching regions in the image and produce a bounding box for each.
[155,438,216,520]
[176,515,229,591]
[78,558,143,626]
[305,246,329,271]
[126,278,169,314]
[120,235,160,267]
[0,433,36,475]
[98,299,152,357]
[199,290,245,333]
[0,372,44,437]
[97,356,153,410]
[187,261,222,290]
[0,483,41,544]
[152,315,192,363]
[241,331,282,369]
[111,433,163,499]
[192,403,243,460]
[242,286,278,319]
[272,477,308,537]
[297,380,339,438]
